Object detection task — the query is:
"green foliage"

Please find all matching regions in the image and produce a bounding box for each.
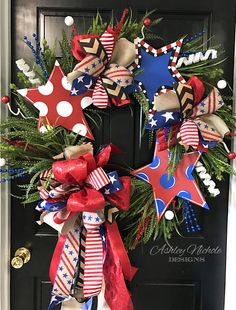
[87,9,162,42]
[10,83,37,118]
[119,178,183,251]
[215,103,236,131]
[59,30,77,74]
[41,39,56,74]
[179,35,226,85]
[119,10,163,42]
[201,143,236,181]
[87,11,108,36]
[168,142,185,176]
[0,116,85,204]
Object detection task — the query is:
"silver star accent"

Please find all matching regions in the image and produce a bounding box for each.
[71,88,78,95]
[85,80,93,89]
[161,112,174,122]
[77,76,84,83]
[149,118,157,127]
[104,188,110,195]
[109,175,117,184]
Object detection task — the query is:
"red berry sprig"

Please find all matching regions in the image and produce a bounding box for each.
[227,152,236,160]
[143,18,152,27]
[1,95,10,104]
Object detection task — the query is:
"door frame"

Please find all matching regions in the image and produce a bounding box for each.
[0,0,11,309]
[0,2,235,309]
[224,24,236,310]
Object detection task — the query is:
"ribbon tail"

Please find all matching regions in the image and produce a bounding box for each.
[49,234,67,283]
[92,79,110,108]
[104,222,136,310]
[106,222,137,281]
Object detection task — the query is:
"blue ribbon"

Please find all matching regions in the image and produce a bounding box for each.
[102,170,123,194]
[37,200,67,212]
[48,296,65,310]
[82,298,93,310]
[145,111,182,130]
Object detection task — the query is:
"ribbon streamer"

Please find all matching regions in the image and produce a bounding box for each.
[176,49,217,68]
[195,161,220,196]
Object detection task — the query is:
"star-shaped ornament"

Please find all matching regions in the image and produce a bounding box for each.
[130,38,185,107]
[131,140,209,221]
[18,60,94,140]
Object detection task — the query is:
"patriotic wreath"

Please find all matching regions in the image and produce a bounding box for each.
[1,9,235,310]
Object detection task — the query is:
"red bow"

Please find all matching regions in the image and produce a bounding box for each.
[52,145,131,213]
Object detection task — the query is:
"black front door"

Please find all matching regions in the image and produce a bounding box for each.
[11,1,235,309]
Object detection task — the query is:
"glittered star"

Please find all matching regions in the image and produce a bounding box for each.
[85,80,93,89]
[161,112,174,122]
[149,118,157,127]
[65,244,69,249]
[71,88,78,95]
[109,175,117,184]
[104,188,110,195]
[131,38,185,105]
[18,60,94,140]
[63,273,68,278]
[69,250,74,256]
[131,139,208,220]
[77,76,85,83]
[88,215,92,221]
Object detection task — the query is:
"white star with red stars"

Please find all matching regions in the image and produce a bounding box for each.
[17,60,94,140]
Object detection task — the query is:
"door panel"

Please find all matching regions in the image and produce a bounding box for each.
[11,0,235,309]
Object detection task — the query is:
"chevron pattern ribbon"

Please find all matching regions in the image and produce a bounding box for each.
[177,85,228,149]
[176,83,194,117]
[69,29,136,108]
[83,211,105,298]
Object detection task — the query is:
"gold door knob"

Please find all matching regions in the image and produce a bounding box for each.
[11,247,31,269]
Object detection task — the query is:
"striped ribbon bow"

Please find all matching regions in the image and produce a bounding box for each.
[67,29,137,108]
[82,211,105,298]
[178,85,229,149]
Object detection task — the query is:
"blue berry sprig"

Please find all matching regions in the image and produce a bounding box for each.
[183,30,206,44]
[182,201,201,233]
[23,34,49,80]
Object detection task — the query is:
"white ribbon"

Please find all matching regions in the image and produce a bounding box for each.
[195,161,220,197]
[16,58,41,85]
[176,49,217,68]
